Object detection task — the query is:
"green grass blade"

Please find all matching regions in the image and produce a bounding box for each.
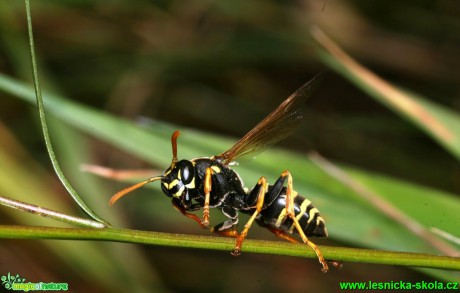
[24,0,109,226]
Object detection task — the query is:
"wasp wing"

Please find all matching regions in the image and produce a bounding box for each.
[217,71,325,165]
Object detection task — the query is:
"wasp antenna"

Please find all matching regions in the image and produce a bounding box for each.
[109,176,162,206]
[171,130,181,168]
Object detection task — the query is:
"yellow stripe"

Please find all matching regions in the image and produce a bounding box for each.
[316,216,325,227]
[298,199,311,219]
[307,208,319,225]
[275,208,287,228]
[289,198,311,233]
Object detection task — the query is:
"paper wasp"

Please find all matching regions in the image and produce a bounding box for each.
[110,72,330,272]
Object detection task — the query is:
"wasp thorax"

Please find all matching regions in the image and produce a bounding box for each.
[161,160,196,201]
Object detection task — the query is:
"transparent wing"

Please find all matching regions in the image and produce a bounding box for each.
[216,71,326,165]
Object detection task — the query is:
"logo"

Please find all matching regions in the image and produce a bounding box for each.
[1,273,26,290]
[1,273,68,291]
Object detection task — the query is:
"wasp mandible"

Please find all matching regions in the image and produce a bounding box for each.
[110,72,330,272]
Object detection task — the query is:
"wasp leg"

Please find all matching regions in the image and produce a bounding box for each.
[232,176,268,256]
[282,170,329,273]
[172,199,208,229]
[263,225,299,243]
[261,223,342,269]
[200,167,215,227]
[211,206,239,238]
[263,172,288,207]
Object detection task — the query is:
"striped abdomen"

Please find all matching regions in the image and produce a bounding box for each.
[256,188,327,237]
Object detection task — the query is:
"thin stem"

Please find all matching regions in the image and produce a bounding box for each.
[0,225,459,271]
[24,0,109,226]
[0,195,105,229]
[80,164,159,180]
[431,227,460,246]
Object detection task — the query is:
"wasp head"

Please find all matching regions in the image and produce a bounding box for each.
[160,160,196,204]
[109,130,196,207]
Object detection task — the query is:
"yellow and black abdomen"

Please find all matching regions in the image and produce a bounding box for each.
[256,187,328,238]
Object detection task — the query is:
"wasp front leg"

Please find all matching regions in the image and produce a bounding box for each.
[171,166,214,229]
[201,167,213,227]
[172,199,209,229]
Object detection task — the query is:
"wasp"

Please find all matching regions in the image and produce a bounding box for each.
[110,72,330,272]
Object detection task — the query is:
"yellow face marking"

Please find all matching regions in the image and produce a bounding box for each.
[168,179,179,189]
[173,185,185,198]
[185,177,195,189]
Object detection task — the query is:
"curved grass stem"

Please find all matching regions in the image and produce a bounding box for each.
[24,0,109,226]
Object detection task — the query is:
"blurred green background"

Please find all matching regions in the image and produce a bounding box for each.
[0,0,459,292]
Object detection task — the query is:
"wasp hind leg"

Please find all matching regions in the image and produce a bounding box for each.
[232,176,269,256]
[261,223,342,270]
[281,170,329,272]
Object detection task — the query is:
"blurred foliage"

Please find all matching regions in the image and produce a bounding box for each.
[0,0,459,292]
